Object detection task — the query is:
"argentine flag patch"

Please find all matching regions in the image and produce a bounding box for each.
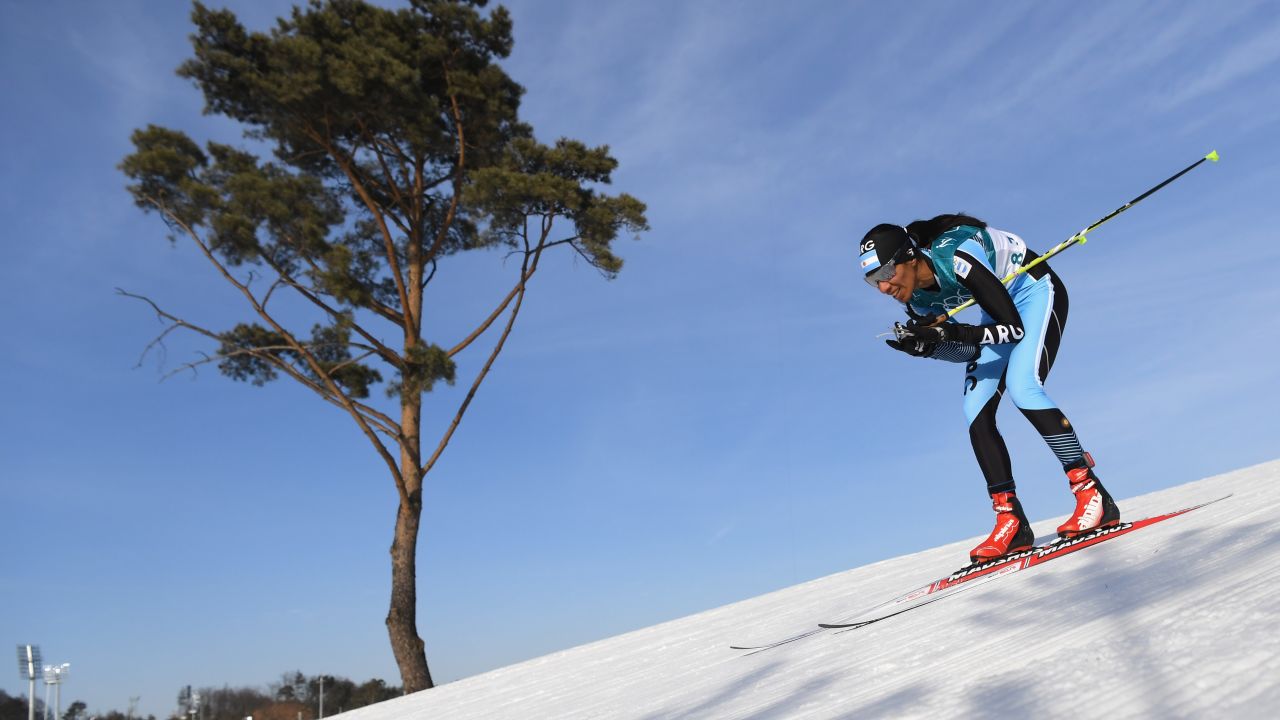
[953,256,972,279]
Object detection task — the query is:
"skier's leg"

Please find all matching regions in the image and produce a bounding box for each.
[964,345,1034,561]
[963,344,1014,494]
[1005,268,1083,463]
[1005,271,1119,536]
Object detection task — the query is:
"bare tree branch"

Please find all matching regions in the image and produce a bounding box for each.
[423,215,551,477]
[256,246,403,368]
[356,117,414,224]
[302,124,418,341]
[421,77,466,269]
[420,258,437,290]
[446,216,535,357]
[291,243,404,326]
[117,288,403,438]
[131,197,410,501]
[446,275,522,358]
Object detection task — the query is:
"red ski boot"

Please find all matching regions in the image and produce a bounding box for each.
[1056,455,1120,538]
[970,491,1035,563]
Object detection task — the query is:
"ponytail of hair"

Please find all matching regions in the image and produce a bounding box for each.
[905,213,987,246]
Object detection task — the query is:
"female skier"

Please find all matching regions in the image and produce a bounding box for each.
[859,214,1119,563]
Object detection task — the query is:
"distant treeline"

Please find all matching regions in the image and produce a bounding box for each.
[1,671,400,720]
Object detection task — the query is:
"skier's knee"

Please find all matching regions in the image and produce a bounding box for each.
[1006,383,1051,412]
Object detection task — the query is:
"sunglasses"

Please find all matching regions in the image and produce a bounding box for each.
[863,244,914,287]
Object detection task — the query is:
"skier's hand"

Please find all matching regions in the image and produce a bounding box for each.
[886,337,936,358]
[905,324,946,344]
[902,318,983,345]
[898,319,950,344]
[904,308,946,328]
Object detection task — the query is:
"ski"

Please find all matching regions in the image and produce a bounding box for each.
[817,495,1230,629]
[728,628,825,654]
[730,495,1228,652]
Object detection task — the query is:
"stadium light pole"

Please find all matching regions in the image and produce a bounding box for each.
[17,645,41,720]
[43,663,69,720]
[42,671,51,720]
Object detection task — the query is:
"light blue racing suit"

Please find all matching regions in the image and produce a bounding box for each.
[908,225,1085,494]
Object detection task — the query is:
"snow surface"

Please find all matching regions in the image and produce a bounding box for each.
[335,460,1280,719]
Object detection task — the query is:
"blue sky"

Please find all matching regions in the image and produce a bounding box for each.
[3,1,1279,717]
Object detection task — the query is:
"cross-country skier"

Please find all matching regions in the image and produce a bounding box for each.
[859,214,1120,563]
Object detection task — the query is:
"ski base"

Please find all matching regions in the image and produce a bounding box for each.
[816,495,1229,629]
[732,495,1229,649]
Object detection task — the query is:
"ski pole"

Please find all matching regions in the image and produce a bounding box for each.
[941,149,1220,320]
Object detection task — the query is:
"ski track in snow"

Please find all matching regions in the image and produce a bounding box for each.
[335,460,1280,719]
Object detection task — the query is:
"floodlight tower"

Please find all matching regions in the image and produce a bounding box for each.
[16,645,41,720]
[42,663,69,720]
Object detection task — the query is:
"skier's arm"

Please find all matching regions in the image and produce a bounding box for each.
[945,246,1024,345]
[897,242,1024,352]
[885,334,980,362]
[889,304,981,363]
[930,339,983,362]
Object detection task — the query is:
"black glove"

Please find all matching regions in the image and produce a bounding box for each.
[886,324,937,358]
[901,317,979,345]
[901,317,952,343]
[885,338,936,357]
[903,305,945,327]
[903,321,948,344]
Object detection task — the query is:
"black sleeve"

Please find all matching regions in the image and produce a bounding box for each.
[930,340,981,363]
[947,249,1025,345]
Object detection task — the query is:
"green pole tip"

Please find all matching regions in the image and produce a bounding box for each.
[1206,150,1220,162]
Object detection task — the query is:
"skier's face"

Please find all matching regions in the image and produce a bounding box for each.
[875,259,917,302]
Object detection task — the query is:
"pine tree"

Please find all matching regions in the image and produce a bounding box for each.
[120,0,647,691]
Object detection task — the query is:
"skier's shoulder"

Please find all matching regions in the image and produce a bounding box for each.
[929,226,986,265]
[929,226,991,279]
[929,224,983,251]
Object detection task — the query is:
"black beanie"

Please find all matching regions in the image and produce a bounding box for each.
[858,224,917,278]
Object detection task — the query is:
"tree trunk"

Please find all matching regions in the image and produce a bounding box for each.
[388,394,430,691]
[385,198,432,693]
[387,379,431,693]
[386,489,433,692]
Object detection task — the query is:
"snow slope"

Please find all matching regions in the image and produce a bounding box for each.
[336,460,1280,719]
